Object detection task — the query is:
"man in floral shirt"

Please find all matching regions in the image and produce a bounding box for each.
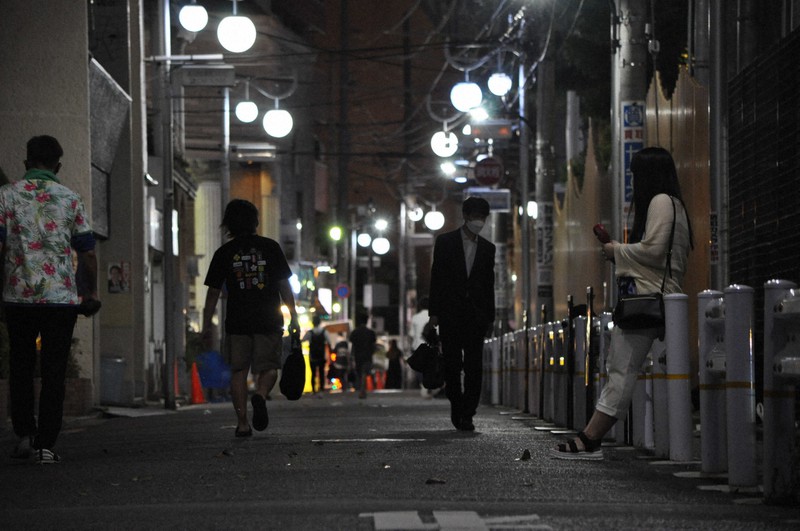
[1,135,98,464]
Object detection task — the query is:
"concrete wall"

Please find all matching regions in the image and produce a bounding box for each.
[0,1,96,380]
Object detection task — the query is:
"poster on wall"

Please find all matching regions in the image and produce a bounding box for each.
[621,101,645,235]
[107,261,130,294]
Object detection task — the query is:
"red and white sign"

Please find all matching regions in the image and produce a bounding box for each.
[474,157,503,187]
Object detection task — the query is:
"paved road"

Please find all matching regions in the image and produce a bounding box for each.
[2,390,799,530]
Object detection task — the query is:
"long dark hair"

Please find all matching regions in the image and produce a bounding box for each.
[629,147,693,248]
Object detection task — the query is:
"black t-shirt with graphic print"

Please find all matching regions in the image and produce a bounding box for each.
[204,234,292,335]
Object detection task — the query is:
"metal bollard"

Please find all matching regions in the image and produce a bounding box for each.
[763,279,799,502]
[528,326,541,416]
[516,329,527,410]
[631,346,656,449]
[652,338,670,458]
[542,322,555,422]
[572,316,588,430]
[724,284,758,489]
[502,332,513,407]
[663,293,693,461]
[698,290,726,474]
[553,322,569,428]
[490,337,501,406]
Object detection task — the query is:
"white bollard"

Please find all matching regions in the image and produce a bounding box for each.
[652,339,670,458]
[597,313,624,443]
[724,284,758,489]
[698,290,727,474]
[664,293,693,462]
[763,279,799,502]
[528,326,541,416]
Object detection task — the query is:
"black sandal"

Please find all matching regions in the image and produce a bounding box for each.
[550,431,603,460]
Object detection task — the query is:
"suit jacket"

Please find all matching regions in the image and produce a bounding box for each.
[428,227,496,331]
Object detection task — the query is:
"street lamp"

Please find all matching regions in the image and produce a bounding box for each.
[450,77,483,112]
[488,71,513,97]
[234,81,258,123]
[217,0,257,53]
[430,129,458,158]
[424,208,445,231]
[262,101,293,138]
[178,1,208,32]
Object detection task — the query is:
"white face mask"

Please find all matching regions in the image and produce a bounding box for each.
[466,219,485,235]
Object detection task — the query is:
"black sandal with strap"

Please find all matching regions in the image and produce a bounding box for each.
[550,431,603,460]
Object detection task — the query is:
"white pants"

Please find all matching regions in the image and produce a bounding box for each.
[596,326,660,419]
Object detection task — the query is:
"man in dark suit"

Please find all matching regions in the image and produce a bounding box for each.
[428,197,496,431]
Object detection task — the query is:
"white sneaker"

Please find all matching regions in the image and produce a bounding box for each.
[35,448,61,464]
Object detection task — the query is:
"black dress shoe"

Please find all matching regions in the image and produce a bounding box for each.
[458,418,475,431]
[451,412,462,429]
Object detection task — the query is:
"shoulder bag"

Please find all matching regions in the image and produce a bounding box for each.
[612,197,677,332]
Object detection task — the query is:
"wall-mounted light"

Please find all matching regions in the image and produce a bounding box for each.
[263,100,293,138]
[450,78,483,112]
[424,208,445,231]
[372,237,391,255]
[488,72,513,97]
[430,130,458,158]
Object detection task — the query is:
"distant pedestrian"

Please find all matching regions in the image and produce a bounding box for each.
[349,313,376,399]
[428,196,495,431]
[551,147,693,460]
[3,135,99,464]
[202,199,299,437]
[303,314,331,393]
[385,339,404,389]
[409,297,437,397]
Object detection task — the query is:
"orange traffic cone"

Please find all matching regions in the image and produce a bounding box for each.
[190,362,206,404]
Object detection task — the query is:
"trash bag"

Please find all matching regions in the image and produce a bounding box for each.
[280,333,306,400]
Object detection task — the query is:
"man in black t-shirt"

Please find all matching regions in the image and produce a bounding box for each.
[202,200,299,437]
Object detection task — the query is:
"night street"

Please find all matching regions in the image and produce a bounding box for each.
[3,390,799,530]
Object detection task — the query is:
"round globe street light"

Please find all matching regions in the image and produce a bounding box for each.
[357,232,372,248]
[430,130,458,158]
[424,209,445,231]
[488,72,513,97]
[329,226,343,242]
[372,237,390,255]
[263,108,293,138]
[450,81,483,112]
[235,100,258,123]
[217,1,256,53]
[178,2,209,32]
[408,206,424,222]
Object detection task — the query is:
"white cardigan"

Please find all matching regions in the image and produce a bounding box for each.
[614,194,691,295]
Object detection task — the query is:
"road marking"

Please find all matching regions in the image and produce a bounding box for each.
[311,438,427,443]
[360,511,550,530]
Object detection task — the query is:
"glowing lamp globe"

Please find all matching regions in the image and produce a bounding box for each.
[178,4,209,32]
[263,109,293,138]
[424,210,445,231]
[408,207,424,222]
[430,131,458,158]
[450,81,482,112]
[235,101,258,123]
[357,233,372,247]
[217,15,256,53]
[488,72,513,97]
[372,237,390,255]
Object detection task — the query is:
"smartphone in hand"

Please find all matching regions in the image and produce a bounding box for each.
[593,223,611,244]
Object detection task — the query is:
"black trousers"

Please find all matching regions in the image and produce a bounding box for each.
[310,359,326,391]
[7,305,78,449]
[440,324,485,420]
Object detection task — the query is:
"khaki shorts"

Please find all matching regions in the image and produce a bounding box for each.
[224,332,283,373]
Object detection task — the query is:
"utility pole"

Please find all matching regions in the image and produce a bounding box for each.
[534,52,555,322]
[157,0,177,410]
[611,0,648,246]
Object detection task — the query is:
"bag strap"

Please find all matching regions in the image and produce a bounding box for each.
[659,197,677,293]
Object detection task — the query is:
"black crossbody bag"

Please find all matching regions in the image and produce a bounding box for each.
[612,197,677,332]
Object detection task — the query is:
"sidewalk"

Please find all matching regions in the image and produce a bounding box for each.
[2,390,799,530]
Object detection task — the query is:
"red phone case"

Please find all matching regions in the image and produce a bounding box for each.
[593,223,610,243]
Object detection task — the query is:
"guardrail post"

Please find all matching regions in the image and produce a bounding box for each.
[573,315,588,430]
[598,313,623,443]
[664,293,693,461]
[553,322,568,427]
[763,279,799,503]
[529,325,541,416]
[543,322,555,422]
[698,289,726,474]
[631,349,655,449]
[490,337,501,406]
[724,284,758,489]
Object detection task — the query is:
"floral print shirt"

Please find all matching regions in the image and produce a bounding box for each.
[0,169,95,306]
